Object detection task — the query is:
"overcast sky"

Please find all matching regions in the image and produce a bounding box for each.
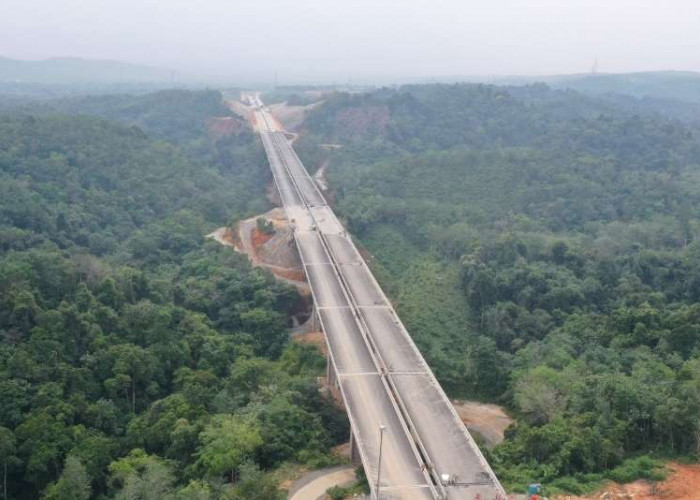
[2,0,700,84]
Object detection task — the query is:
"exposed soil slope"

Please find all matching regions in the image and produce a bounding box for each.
[452,400,514,448]
[207,208,308,292]
[207,116,245,138]
[553,463,700,499]
[269,100,323,132]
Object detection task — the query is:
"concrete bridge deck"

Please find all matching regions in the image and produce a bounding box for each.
[251,94,505,500]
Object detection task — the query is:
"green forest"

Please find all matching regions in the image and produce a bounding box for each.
[4,80,700,498]
[0,90,347,499]
[298,83,700,493]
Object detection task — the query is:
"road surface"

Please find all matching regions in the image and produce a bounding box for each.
[288,466,356,500]
[247,92,505,500]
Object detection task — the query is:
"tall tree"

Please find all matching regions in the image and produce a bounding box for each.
[0,427,16,500]
[195,415,262,482]
[43,456,91,500]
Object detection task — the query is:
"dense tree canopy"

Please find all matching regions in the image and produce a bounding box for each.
[6,79,700,496]
[0,91,347,499]
[301,83,700,492]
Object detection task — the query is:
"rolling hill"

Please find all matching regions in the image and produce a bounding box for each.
[0,56,173,84]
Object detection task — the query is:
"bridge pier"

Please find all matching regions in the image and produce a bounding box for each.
[310,302,318,332]
[349,430,362,466]
[326,350,332,385]
[326,353,343,404]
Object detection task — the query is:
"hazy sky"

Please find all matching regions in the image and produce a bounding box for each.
[2,0,700,84]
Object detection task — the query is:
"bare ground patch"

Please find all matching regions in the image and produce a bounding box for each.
[452,400,514,448]
[269,100,323,132]
[207,207,309,293]
[294,330,327,357]
[555,462,700,499]
[207,116,245,138]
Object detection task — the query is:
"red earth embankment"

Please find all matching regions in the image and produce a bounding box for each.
[207,116,245,138]
[560,462,700,500]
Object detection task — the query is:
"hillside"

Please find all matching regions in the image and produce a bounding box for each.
[299,83,700,493]
[0,95,347,499]
[549,71,700,104]
[44,89,244,143]
[1,89,257,173]
[0,56,172,84]
[471,71,700,105]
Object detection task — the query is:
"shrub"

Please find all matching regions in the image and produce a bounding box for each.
[605,456,666,483]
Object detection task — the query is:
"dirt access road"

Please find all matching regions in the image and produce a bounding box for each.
[287,466,356,500]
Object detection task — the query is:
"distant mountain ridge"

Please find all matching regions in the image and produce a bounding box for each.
[487,70,700,104]
[414,70,700,104]
[547,71,700,103]
[0,56,174,84]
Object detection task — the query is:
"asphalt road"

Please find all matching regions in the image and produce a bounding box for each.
[249,93,505,499]
[288,465,356,500]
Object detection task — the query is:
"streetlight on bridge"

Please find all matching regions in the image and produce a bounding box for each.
[376,424,387,499]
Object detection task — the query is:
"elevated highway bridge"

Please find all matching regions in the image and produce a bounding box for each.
[248,93,505,500]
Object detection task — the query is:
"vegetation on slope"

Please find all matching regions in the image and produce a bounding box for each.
[302,83,700,492]
[46,90,235,143]
[0,56,172,85]
[550,71,700,104]
[0,92,347,499]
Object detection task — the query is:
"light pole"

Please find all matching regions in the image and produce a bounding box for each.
[376,424,387,499]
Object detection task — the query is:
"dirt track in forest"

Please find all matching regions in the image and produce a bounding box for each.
[287,465,356,500]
